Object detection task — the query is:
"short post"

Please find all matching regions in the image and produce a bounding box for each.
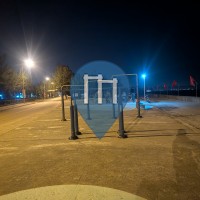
[87,98,91,120]
[196,83,198,97]
[117,90,127,138]
[61,88,66,121]
[69,99,78,140]
[112,103,116,119]
[74,98,81,135]
[136,74,142,118]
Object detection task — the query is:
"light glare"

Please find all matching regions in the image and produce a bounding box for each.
[142,74,146,79]
[24,58,34,68]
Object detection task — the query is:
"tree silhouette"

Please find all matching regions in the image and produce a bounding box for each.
[52,65,73,90]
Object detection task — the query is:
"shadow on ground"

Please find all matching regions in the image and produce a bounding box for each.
[136,129,200,200]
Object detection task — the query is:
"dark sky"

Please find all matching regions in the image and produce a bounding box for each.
[0,0,200,87]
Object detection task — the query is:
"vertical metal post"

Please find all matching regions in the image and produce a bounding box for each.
[111,74,142,118]
[61,87,66,121]
[136,74,142,118]
[69,98,78,140]
[196,83,198,97]
[22,66,25,103]
[178,84,180,96]
[87,98,91,120]
[112,103,116,119]
[74,97,81,135]
[118,88,127,138]
[43,82,45,100]
[143,76,146,100]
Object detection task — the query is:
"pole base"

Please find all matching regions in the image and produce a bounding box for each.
[117,129,128,138]
[75,131,82,135]
[61,118,67,121]
[69,135,78,140]
[118,134,128,138]
[117,130,127,133]
[137,115,143,118]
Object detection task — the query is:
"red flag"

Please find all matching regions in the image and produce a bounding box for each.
[190,75,196,86]
[164,83,167,89]
[172,80,177,88]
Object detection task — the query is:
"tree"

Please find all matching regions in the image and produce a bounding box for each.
[0,54,19,98]
[0,54,8,87]
[0,54,32,99]
[52,65,73,90]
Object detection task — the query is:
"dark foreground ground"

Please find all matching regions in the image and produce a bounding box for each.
[0,98,200,200]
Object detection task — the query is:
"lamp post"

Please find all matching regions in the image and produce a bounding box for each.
[21,67,25,102]
[22,58,34,102]
[50,82,54,98]
[112,73,141,118]
[44,77,50,99]
[142,74,146,100]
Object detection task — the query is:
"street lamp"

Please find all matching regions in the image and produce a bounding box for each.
[50,82,55,98]
[44,77,50,99]
[24,58,34,69]
[22,58,35,102]
[112,73,141,118]
[142,74,146,100]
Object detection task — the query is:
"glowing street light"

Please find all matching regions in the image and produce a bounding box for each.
[22,58,35,102]
[24,58,35,69]
[142,74,146,100]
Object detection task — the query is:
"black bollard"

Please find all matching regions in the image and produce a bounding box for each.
[69,102,78,140]
[74,102,82,135]
[137,98,142,118]
[120,101,127,133]
[112,103,116,119]
[117,96,127,138]
[87,100,91,120]
[61,90,66,121]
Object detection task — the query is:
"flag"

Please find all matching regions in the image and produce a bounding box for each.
[172,80,177,88]
[190,75,196,86]
[164,83,167,89]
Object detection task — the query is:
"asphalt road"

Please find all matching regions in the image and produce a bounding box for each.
[0,98,61,136]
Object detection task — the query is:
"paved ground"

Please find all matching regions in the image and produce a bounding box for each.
[0,97,200,199]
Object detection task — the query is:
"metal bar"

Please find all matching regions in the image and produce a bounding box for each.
[74,97,81,135]
[112,73,141,118]
[61,88,66,121]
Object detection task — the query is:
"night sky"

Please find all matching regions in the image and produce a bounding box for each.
[0,1,200,87]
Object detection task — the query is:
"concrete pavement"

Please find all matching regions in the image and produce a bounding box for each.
[0,98,200,200]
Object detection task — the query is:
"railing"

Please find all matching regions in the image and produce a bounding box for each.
[155,95,200,103]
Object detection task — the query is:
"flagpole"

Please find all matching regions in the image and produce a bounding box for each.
[196,82,198,97]
[196,84,197,97]
[190,76,198,97]
[178,83,179,96]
